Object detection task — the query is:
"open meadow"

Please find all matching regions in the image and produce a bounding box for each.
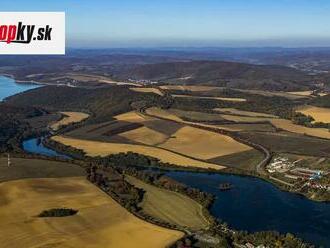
[159,126,252,160]
[62,109,254,167]
[0,177,183,248]
[297,106,330,123]
[126,176,209,230]
[0,157,84,182]
[51,136,224,170]
[51,112,89,131]
[270,119,330,139]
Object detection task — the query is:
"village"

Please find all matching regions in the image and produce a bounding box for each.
[266,156,330,191]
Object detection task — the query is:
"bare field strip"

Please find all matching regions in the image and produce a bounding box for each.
[130,87,164,96]
[215,123,276,132]
[160,85,222,92]
[172,94,246,102]
[297,106,330,123]
[51,136,224,170]
[126,176,209,230]
[51,112,89,131]
[287,91,314,96]
[214,108,277,118]
[270,119,330,139]
[0,177,183,248]
[159,126,252,160]
[234,89,308,99]
[0,157,84,183]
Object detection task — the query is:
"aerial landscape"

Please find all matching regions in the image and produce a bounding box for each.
[1,1,330,248]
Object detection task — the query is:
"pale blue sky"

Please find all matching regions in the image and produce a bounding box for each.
[2,0,330,47]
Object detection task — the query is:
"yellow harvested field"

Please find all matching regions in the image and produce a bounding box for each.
[173,94,247,102]
[114,111,147,123]
[51,112,89,131]
[146,107,184,122]
[119,126,169,145]
[160,85,222,91]
[52,136,224,170]
[126,176,209,230]
[214,108,277,118]
[287,91,314,96]
[0,177,183,248]
[159,126,252,159]
[270,119,330,139]
[297,106,330,123]
[130,87,164,96]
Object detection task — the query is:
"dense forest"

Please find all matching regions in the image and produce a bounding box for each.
[0,103,44,152]
[6,85,168,123]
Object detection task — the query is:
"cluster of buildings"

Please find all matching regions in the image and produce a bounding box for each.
[305,181,330,191]
[128,78,158,85]
[236,243,266,248]
[266,157,296,174]
[267,157,326,181]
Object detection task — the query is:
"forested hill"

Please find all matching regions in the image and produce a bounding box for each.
[113,61,313,91]
[6,85,164,124]
[0,103,44,152]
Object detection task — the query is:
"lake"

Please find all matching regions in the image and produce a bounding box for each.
[167,171,330,247]
[22,138,71,159]
[0,75,39,101]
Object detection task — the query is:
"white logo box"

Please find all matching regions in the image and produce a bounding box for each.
[0,12,65,55]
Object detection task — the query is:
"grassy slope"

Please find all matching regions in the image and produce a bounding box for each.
[0,157,85,183]
[208,150,264,171]
[126,176,209,231]
[0,177,183,248]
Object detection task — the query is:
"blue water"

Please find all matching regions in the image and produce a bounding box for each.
[166,171,330,247]
[22,138,70,159]
[0,75,39,101]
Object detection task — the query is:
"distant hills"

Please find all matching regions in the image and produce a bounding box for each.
[113,61,313,91]
[0,50,321,91]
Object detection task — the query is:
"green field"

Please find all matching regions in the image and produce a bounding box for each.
[0,157,85,182]
[240,131,330,157]
[168,108,226,122]
[208,149,264,171]
[125,175,210,231]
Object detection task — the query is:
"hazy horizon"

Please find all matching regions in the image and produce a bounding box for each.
[2,0,330,48]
